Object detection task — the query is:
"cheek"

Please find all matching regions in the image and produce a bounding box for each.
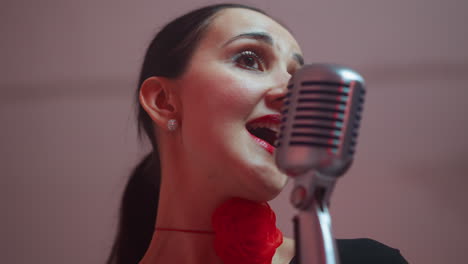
[181,72,261,124]
[178,70,263,159]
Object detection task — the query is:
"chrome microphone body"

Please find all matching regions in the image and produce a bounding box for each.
[275,64,366,264]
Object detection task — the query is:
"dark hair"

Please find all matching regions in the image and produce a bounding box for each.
[106,4,266,264]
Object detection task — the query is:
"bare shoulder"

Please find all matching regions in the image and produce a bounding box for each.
[273,237,295,264]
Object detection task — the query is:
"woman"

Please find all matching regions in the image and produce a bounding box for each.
[107,3,408,264]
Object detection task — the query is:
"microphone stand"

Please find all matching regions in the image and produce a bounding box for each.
[291,170,340,264]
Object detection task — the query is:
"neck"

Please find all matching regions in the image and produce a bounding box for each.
[138,140,294,264]
[139,147,228,264]
[139,228,222,264]
[138,175,294,264]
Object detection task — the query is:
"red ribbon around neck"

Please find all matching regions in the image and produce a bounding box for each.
[211,197,283,264]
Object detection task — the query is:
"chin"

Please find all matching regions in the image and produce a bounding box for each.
[247,188,284,202]
[264,177,289,201]
[243,169,289,202]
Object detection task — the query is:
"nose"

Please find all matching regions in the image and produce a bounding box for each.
[265,73,291,112]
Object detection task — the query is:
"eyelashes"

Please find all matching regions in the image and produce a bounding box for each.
[232,50,266,72]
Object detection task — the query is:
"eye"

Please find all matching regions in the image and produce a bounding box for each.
[233,50,265,71]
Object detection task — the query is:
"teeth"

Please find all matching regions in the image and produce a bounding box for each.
[248,122,280,133]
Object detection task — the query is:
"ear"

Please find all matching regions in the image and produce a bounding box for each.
[139,76,180,132]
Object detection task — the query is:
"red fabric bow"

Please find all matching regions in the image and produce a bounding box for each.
[211,197,283,264]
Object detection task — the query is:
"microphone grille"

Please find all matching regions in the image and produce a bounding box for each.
[276,64,366,176]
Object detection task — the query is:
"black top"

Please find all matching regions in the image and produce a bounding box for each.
[289,238,408,264]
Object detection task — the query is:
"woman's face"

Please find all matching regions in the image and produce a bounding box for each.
[174,8,303,200]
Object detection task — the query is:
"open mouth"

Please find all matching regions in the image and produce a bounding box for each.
[246,115,281,154]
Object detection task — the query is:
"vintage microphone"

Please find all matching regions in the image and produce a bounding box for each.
[275,64,366,264]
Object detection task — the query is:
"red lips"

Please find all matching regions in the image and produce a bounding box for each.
[246,114,281,154]
[247,115,281,125]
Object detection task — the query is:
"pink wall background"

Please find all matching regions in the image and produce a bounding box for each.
[1,0,467,263]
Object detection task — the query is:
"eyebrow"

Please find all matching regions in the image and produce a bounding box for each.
[223,32,274,47]
[293,53,305,66]
[223,31,304,66]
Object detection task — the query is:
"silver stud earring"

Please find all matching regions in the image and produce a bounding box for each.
[167,119,178,131]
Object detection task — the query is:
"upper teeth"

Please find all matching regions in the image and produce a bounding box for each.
[248,122,280,133]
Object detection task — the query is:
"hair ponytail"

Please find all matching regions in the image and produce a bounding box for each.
[106,152,160,264]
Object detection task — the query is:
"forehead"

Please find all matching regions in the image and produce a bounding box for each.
[203,8,302,54]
